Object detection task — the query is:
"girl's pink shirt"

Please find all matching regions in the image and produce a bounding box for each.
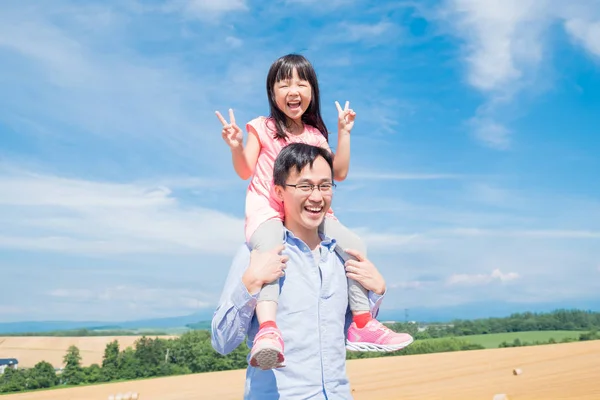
[244,116,335,241]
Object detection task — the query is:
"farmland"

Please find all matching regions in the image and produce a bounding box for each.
[0,330,591,368]
[2,339,599,400]
[0,336,174,368]
[429,330,583,348]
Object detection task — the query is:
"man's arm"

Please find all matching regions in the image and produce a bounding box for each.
[211,245,257,355]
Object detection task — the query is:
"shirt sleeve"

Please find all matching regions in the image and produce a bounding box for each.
[246,116,270,147]
[210,244,258,355]
[317,134,331,152]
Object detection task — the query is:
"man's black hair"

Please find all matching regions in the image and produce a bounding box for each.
[273,143,334,186]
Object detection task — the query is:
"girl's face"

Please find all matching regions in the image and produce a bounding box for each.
[273,67,312,125]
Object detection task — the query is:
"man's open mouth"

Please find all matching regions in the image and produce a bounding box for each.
[304,206,323,215]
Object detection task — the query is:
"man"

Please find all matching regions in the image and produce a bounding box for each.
[211,143,412,399]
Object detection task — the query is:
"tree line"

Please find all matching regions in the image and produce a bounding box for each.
[390,309,600,340]
[1,330,248,394]
[3,329,486,394]
[498,330,600,348]
[2,309,599,394]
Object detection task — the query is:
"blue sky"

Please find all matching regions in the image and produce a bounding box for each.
[1,0,599,323]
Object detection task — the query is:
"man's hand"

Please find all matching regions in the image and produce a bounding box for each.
[343,249,386,295]
[242,245,289,295]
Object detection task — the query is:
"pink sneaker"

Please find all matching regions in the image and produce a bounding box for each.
[346,319,414,352]
[249,326,286,370]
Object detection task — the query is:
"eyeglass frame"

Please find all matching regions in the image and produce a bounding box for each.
[283,182,336,194]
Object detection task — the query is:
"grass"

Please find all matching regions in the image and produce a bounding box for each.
[425,331,583,348]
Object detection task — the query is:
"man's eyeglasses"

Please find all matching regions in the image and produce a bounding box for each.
[284,183,336,194]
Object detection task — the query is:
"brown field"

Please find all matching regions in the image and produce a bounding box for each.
[2,340,600,399]
[0,336,174,368]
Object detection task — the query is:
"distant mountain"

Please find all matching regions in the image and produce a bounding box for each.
[379,299,600,323]
[115,311,214,329]
[0,311,214,334]
[1,300,599,334]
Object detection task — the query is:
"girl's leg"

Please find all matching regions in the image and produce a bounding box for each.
[247,219,287,370]
[322,217,415,352]
[321,217,370,315]
[248,219,285,325]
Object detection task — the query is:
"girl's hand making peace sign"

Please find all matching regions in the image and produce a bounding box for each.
[335,101,356,136]
[216,108,243,149]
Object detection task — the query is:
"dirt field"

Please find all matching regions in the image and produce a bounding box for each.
[2,339,599,399]
[0,336,174,368]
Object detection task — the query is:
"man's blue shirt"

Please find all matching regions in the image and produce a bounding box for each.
[211,229,385,399]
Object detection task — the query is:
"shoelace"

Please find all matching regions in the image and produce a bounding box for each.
[369,322,393,335]
[255,329,282,343]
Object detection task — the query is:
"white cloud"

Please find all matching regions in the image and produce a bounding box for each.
[357,231,437,253]
[0,169,244,256]
[442,0,549,94]
[285,0,355,7]
[389,280,425,290]
[443,228,600,239]
[225,36,243,48]
[333,182,600,309]
[447,268,520,286]
[342,21,395,41]
[48,285,212,315]
[317,20,400,48]
[346,96,414,138]
[465,183,513,207]
[177,0,248,18]
[469,117,511,150]
[349,171,461,181]
[0,306,22,315]
[439,0,600,148]
[565,19,600,58]
[443,0,600,92]
[48,289,94,299]
[0,3,234,172]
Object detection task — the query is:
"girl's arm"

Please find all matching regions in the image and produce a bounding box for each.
[329,101,356,181]
[332,132,351,181]
[230,131,260,180]
[320,138,349,182]
[216,109,261,180]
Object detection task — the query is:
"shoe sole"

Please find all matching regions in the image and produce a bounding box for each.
[251,347,284,370]
[345,337,414,352]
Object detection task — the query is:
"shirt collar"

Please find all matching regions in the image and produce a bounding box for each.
[282,226,338,253]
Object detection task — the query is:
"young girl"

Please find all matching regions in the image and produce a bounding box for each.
[216,54,413,370]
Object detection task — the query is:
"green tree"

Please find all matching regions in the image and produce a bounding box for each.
[387,322,419,338]
[62,345,85,385]
[134,336,169,377]
[101,340,120,381]
[0,368,27,393]
[118,347,140,380]
[84,364,103,383]
[26,361,58,389]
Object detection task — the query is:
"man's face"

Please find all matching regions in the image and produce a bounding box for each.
[275,156,333,235]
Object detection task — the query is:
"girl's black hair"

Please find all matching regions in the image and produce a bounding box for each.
[266,54,329,141]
